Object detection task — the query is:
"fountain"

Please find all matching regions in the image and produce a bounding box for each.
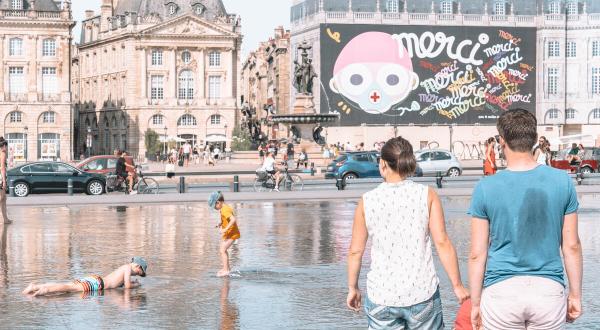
[269,41,338,147]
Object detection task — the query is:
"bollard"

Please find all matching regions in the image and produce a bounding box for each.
[336,174,346,191]
[233,175,240,192]
[179,176,185,193]
[576,172,583,185]
[310,162,315,176]
[9,179,14,197]
[436,171,443,189]
[67,179,73,196]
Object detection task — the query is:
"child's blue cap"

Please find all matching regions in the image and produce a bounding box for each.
[131,257,148,277]
[208,191,222,208]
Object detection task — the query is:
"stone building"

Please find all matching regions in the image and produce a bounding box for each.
[74,0,242,158]
[0,0,74,162]
[240,27,291,141]
[291,0,600,154]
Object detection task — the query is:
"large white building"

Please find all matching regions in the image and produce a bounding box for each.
[0,0,74,162]
[291,0,600,156]
[74,0,242,158]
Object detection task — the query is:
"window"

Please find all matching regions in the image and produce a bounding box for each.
[592,109,600,120]
[194,4,205,15]
[150,75,164,100]
[42,39,56,57]
[169,4,177,15]
[178,114,197,127]
[547,68,559,95]
[182,51,191,64]
[441,1,453,14]
[11,0,23,10]
[566,2,578,15]
[82,159,107,171]
[9,111,22,123]
[178,70,194,100]
[548,109,560,120]
[592,67,600,95]
[209,51,221,67]
[151,49,163,66]
[566,109,576,120]
[9,67,25,96]
[593,41,600,57]
[386,0,399,13]
[42,67,57,98]
[151,114,164,126]
[52,163,76,173]
[210,115,222,125]
[494,1,506,15]
[42,111,56,124]
[209,76,221,99]
[549,1,561,14]
[9,38,22,56]
[548,41,560,57]
[29,164,52,173]
[566,41,577,58]
[433,152,452,161]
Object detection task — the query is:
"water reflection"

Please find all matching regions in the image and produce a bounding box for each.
[0,201,596,328]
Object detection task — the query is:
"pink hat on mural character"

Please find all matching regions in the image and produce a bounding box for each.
[329,31,420,115]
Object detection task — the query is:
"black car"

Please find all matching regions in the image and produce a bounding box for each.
[7,162,106,197]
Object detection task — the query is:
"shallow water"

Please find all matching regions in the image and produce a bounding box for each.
[0,199,597,329]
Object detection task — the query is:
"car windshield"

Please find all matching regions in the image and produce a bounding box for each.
[334,155,347,163]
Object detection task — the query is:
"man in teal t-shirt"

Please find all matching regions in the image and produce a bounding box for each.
[468,109,583,330]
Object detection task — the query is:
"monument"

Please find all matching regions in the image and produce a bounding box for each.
[270,41,338,146]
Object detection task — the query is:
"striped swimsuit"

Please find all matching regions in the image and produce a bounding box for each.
[74,275,104,292]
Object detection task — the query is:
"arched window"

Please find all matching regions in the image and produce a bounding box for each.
[547,109,560,120]
[9,38,22,56]
[209,51,221,67]
[210,115,222,125]
[386,0,399,13]
[121,115,127,128]
[182,50,192,64]
[591,108,600,120]
[42,111,56,124]
[111,116,117,127]
[178,70,194,100]
[178,114,197,127]
[9,111,22,123]
[194,4,205,15]
[151,114,164,126]
[42,39,56,57]
[168,3,178,15]
[85,118,91,128]
[566,108,577,120]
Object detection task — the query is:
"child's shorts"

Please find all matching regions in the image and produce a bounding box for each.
[74,275,104,292]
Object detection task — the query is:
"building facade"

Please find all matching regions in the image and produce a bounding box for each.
[74,0,241,158]
[291,0,600,155]
[0,0,74,162]
[240,27,291,141]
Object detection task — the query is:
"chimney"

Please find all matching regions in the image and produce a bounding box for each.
[100,0,113,32]
[85,10,94,19]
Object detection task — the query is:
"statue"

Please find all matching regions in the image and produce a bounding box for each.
[293,42,318,95]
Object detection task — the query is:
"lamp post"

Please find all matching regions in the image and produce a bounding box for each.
[224,124,228,149]
[163,126,167,156]
[23,126,28,162]
[86,126,92,158]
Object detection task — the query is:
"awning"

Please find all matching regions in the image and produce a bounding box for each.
[205,134,231,142]
[549,134,595,147]
[159,136,187,143]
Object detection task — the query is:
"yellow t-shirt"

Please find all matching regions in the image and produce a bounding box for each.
[220,204,240,240]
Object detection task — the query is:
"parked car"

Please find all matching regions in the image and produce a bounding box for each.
[415,149,462,177]
[76,155,136,178]
[550,148,600,174]
[7,162,106,197]
[325,151,423,180]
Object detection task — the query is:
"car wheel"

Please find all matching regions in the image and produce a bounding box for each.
[580,166,593,174]
[343,173,358,181]
[86,180,104,195]
[447,167,461,177]
[14,182,30,197]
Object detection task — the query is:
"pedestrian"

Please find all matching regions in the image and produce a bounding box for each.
[208,191,241,277]
[0,138,10,225]
[483,137,497,176]
[347,137,469,329]
[286,140,295,164]
[468,109,583,330]
[296,149,308,169]
[182,141,192,167]
[534,141,551,166]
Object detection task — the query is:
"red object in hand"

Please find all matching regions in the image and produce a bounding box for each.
[454,299,473,330]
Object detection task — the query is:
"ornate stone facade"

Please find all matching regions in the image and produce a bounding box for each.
[0,0,74,162]
[74,0,241,158]
[240,27,291,141]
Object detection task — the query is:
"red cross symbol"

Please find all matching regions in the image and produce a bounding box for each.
[370,91,381,103]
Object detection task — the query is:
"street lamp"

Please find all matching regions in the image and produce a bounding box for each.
[23,126,28,162]
[86,126,92,158]
[224,124,228,149]
[163,126,167,156]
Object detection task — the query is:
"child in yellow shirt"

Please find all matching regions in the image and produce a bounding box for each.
[208,191,240,277]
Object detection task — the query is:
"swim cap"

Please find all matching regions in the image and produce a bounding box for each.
[208,191,222,208]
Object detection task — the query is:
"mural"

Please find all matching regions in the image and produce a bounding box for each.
[320,24,537,126]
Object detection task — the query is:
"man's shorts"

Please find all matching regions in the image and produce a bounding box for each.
[74,275,104,292]
[184,153,190,160]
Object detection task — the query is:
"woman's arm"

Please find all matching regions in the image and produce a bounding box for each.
[428,188,469,303]
[469,217,490,329]
[347,198,368,311]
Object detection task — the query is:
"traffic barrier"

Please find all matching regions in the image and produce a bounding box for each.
[68,179,73,196]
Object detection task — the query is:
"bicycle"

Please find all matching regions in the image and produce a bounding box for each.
[106,166,160,194]
[253,162,304,192]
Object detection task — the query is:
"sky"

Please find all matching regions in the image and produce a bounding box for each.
[71,0,292,56]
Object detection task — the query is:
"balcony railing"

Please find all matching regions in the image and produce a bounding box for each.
[1,9,63,20]
[382,12,402,20]
[490,15,508,22]
[326,12,348,19]
[463,15,483,22]
[9,93,27,102]
[437,14,455,21]
[409,13,429,21]
[354,12,375,20]
[38,11,60,19]
[4,10,26,17]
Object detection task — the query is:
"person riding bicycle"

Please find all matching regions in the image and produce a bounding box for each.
[115,149,135,194]
[260,152,282,192]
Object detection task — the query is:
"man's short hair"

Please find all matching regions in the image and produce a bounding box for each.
[0,137,7,148]
[497,109,537,153]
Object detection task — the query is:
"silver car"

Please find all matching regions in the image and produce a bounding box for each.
[415,149,462,177]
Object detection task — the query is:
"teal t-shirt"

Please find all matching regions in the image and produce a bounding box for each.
[468,165,579,288]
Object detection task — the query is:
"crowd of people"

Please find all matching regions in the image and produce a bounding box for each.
[159,141,226,168]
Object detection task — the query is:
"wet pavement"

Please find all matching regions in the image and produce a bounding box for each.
[0,199,598,329]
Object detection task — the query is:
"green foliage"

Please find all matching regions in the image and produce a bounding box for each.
[144,129,161,155]
[231,126,253,151]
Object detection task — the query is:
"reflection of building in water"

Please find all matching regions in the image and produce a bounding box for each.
[291,0,600,151]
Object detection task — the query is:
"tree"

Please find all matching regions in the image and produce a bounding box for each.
[144,129,161,158]
[231,126,252,151]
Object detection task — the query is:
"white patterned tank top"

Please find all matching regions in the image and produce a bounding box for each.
[362,180,439,307]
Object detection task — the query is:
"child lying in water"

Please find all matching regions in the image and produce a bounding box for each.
[22,257,148,297]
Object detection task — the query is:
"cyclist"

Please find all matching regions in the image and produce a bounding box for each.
[115,150,135,194]
[260,152,282,191]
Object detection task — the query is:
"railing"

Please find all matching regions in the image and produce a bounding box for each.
[463,15,482,22]
[38,11,60,19]
[3,10,27,17]
[545,14,565,21]
[382,12,402,20]
[515,15,535,23]
[9,93,27,102]
[326,12,347,19]
[590,14,600,21]
[409,13,429,20]
[489,15,508,22]
[567,14,580,21]
[41,94,60,102]
[437,14,455,21]
[353,12,375,20]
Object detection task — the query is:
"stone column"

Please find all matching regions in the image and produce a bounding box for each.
[0,36,4,101]
[227,48,234,99]
[140,47,147,98]
[29,36,39,102]
[172,47,177,101]
[197,48,205,99]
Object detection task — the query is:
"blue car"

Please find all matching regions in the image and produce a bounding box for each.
[325,151,423,180]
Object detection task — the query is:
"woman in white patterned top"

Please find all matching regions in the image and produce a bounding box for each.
[347,137,469,329]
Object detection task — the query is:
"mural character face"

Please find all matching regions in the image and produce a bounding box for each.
[330,32,419,114]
